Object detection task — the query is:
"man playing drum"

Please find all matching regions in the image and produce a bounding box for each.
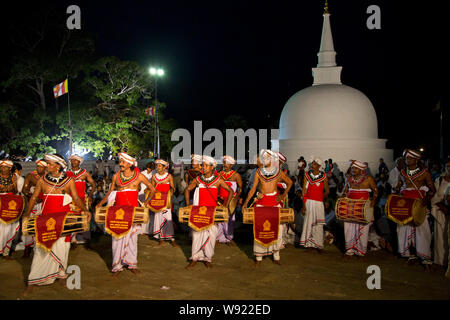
[21,159,47,257]
[243,149,293,266]
[300,157,329,252]
[150,159,178,247]
[22,154,88,296]
[184,154,203,196]
[0,160,19,260]
[184,155,233,269]
[95,152,156,276]
[394,149,436,268]
[217,155,242,245]
[341,160,378,259]
[68,154,96,247]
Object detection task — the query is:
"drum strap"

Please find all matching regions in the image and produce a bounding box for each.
[203,182,221,206]
[404,172,424,199]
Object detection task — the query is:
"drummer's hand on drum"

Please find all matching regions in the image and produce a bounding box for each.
[370,199,376,208]
[301,206,306,216]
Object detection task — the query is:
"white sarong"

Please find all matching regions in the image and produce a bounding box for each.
[190,225,218,262]
[28,237,70,285]
[397,220,432,260]
[152,209,175,240]
[299,199,325,249]
[112,224,141,272]
[344,221,371,256]
[0,222,20,256]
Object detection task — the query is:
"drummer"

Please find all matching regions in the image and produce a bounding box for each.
[67,154,96,247]
[150,159,178,247]
[300,157,329,253]
[0,159,19,260]
[216,155,242,245]
[341,160,378,259]
[95,152,156,276]
[184,154,203,202]
[242,149,293,266]
[21,159,47,257]
[22,154,88,296]
[184,155,234,269]
[394,149,436,268]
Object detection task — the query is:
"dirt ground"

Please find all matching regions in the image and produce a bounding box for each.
[1,224,450,300]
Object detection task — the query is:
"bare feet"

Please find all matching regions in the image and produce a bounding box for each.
[316,248,323,254]
[158,241,164,247]
[111,270,122,278]
[57,278,67,287]
[185,261,197,269]
[357,255,367,262]
[22,285,36,297]
[204,261,213,268]
[130,268,142,276]
[273,259,282,266]
[171,241,179,248]
[2,255,14,260]
[254,260,262,268]
[342,254,353,260]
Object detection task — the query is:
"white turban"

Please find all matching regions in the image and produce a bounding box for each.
[69,154,84,164]
[350,160,367,170]
[119,152,137,167]
[309,156,324,170]
[223,155,236,165]
[36,159,47,167]
[44,154,67,169]
[155,159,169,167]
[191,154,203,164]
[260,149,279,161]
[403,149,421,159]
[0,160,13,167]
[202,155,217,167]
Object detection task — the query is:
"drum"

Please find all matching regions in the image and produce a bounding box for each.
[70,197,91,213]
[335,197,373,224]
[228,196,238,215]
[95,206,149,225]
[22,212,89,236]
[385,194,426,226]
[178,205,229,224]
[242,207,294,224]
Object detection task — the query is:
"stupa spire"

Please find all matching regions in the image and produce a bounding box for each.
[312,1,342,85]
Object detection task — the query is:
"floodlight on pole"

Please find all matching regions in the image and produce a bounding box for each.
[148,66,165,158]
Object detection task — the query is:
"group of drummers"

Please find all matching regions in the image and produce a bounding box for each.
[0,147,448,296]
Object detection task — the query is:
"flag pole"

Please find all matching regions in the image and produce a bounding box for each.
[67,75,72,156]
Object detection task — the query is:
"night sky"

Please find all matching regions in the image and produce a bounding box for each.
[1,0,448,159]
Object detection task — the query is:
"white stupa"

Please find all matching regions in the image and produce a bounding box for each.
[276,4,393,174]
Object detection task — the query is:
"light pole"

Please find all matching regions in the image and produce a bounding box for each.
[149,67,164,158]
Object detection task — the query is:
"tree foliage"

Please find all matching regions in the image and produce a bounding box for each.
[1,19,178,160]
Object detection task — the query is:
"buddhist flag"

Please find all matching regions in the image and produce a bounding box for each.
[53,79,69,98]
[145,106,156,117]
